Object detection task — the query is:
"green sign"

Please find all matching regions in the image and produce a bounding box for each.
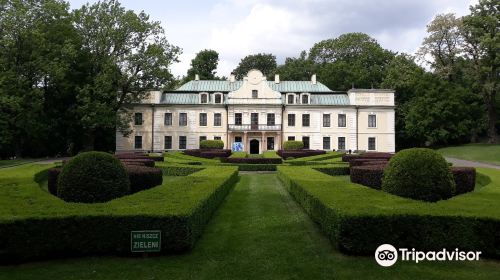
[131,230,161,252]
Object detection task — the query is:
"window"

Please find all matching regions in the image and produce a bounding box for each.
[302,136,310,149]
[214,94,222,104]
[288,136,295,141]
[179,113,187,126]
[199,136,207,147]
[267,113,275,126]
[338,114,346,127]
[179,136,187,149]
[287,94,294,104]
[288,114,295,126]
[302,114,310,127]
[301,94,309,104]
[235,113,242,125]
[200,94,208,104]
[134,113,143,125]
[214,136,222,140]
[214,113,222,126]
[368,114,377,128]
[199,113,207,126]
[323,114,331,127]
[164,113,172,126]
[252,90,258,99]
[164,136,172,150]
[323,137,331,150]
[338,137,346,150]
[267,137,274,150]
[368,137,376,150]
[235,136,242,143]
[134,136,142,149]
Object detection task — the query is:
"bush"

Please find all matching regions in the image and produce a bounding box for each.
[382,148,455,202]
[342,153,393,163]
[115,153,151,160]
[125,165,163,193]
[236,164,277,171]
[184,149,231,158]
[57,152,130,203]
[283,140,304,150]
[314,166,350,176]
[349,159,388,168]
[120,158,155,167]
[350,165,385,189]
[47,167,61,195]
[200,140,224,149]
[159,165,204,176]
[221,157,282,164]
[278,149,325,159]
[451,167,476,195]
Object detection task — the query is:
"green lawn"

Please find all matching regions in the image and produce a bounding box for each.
[1,172,499,279]
[438,144,500,165]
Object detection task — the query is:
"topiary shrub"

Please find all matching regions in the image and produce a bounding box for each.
[200,140,224,149]
[451,167,476,195]
[125,165,163,193]
[350,165,385,189]
[47,167,62,195]
[381,148,455,202]
[57,151,130,203]
[283,140,304,150]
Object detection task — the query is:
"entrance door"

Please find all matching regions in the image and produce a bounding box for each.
[251,113,259,130]
[250,139,259,154]
[302,136,310,149]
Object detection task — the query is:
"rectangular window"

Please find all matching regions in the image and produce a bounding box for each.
[200,94,208,104]
[179,136,187,149]
[338,114,346,127]
[164,136,172,150]
[134,135,142,149]
[267,113,275,126]
[368,137,376,151]
[288,114,295,126]
[323,137,331,150]
[164,113,172,126]
[288,136,295,141]
[267,137,275,150]
[214,136,222,140]
[199,113,207,126]
[301,95,309,104]
[302,114,310,127]
[302,136,310,149]
[235,113,242,125]
[252,90,258,99]
[338,137,346,150]
[323,114,331,127]
[368,114,377,128]
[134,113,143,125]
[214,94,222,104]
[179,113,187,126]
[287,95,294,104]
[235,136,242,143]
[250,113,258,130]
[199,136,207,142]
[214,113,222,126]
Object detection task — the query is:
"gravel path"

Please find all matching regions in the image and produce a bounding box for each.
[446,157,500,170]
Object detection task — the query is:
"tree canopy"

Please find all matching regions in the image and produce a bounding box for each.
[232,53,277,79]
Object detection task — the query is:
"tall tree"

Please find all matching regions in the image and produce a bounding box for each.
[274,51,316,81]
[73,0,181,148]
[186,49,219,80]
[232,53,277,79]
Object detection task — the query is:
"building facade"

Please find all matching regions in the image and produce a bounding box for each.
[116,69,395,154]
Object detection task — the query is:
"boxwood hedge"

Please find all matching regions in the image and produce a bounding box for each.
[277,166,500,258]
[0,164,238,263]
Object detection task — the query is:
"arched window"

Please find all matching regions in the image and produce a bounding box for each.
[301,94,309,104]
[287,93,295,104]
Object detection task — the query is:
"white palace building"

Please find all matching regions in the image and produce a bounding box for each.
[116,69,395,154]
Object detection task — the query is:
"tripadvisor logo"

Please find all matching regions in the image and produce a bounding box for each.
[375,244,482,267]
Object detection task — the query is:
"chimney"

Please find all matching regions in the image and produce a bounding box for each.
[274,74,280,83]
[311,74,317,85]
[194,74,200,81]
[229,73,235,83]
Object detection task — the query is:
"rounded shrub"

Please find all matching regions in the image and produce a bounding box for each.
[283,140,304,150]
[57,151,130,203]
[200,140,224,149]
[381,148,455,202]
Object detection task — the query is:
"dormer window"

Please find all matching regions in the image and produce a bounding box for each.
[301,94,309,104]
[287,94,294,104]
[252,90,258,99]
[200,93,208,104]
[214,93,222,104]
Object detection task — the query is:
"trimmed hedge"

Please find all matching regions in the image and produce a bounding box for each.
[451,167,476,195]
[283,140,304,150]
[57,152,130,203]
[47,167,61,195]
[349,159,388,168]
[342,153,393,163]
[236,164,277,171]
[277,166,500,258]
[120,158,155,167]
[277,149,326,159]
[200,140,224,149]
[184,149,232,159]
[229,151,247,158]
[115,154,151,160]
[125,165,163,193]
[382,148,455,202]
[0,165,238,263]
[313,166,350,176]
[350,165,385,189]
[159,165,204,176]
[221,157,283,164]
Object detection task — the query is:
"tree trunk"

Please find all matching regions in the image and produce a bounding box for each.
[487,91,498,144]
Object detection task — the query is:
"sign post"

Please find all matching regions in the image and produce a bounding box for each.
[131,230,161,253]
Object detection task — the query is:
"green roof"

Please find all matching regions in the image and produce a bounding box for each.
[176,80,333,92]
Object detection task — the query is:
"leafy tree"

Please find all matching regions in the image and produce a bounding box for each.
[274,51,316,81]
[186,49,219,80]
[232,53,277,79]
[73,0,181,148]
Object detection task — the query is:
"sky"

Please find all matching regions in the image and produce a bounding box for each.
[66,0,477,78]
